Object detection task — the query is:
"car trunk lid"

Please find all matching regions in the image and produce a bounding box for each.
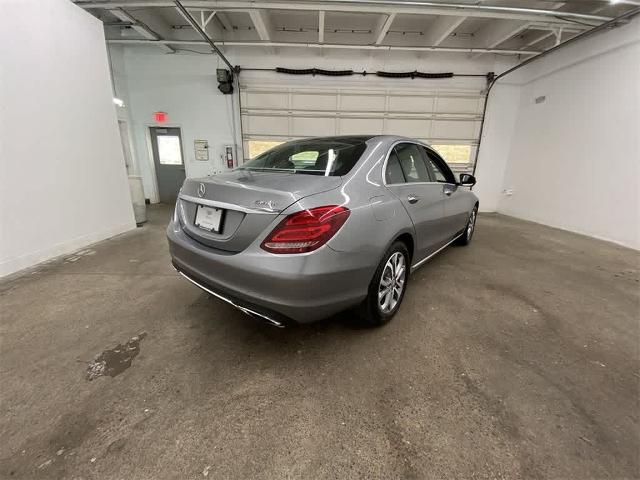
[177,170,342,252]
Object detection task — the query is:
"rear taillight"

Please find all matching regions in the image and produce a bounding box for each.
[261,205,350,254]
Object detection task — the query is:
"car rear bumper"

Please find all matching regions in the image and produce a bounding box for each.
[167,220,374,324]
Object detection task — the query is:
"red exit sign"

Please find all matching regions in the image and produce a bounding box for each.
[154,111,167,123]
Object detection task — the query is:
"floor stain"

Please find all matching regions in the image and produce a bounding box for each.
[86,332,147,380]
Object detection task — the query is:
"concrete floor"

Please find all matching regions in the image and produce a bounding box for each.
[1,205,638,479]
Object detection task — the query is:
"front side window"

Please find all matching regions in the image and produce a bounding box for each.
[240,137,368,176]
[423,148,456,183]
[394,143,430,183]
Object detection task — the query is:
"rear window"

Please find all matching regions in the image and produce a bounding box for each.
[239,137,368,176]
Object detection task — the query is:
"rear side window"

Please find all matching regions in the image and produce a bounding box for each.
[240,137,368,176]
[395,143,430,183]
[385,150,406,184]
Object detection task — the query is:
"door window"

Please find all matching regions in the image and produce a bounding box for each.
[423,148,455,183]
[394,143,430,183]
[157,136,183,165]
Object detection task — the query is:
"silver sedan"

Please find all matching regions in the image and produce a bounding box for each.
[167,135,478,327]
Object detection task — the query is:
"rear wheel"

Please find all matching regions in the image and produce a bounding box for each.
[455,205,478,246]
[360,241,409,326]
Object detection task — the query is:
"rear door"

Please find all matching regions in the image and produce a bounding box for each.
[384,143,448,260]
[150,127,186,204]
[422,148,469,235]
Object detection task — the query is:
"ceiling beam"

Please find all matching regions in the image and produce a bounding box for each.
[215,12,234,31]
[109,8,157,39]
[75,1,613,26]
[518,3,612,54]
[318,10,325,43]
[374,13,396,45]
[174,0,235,69]
[527,23,585,34]
[471,19,531,58]
[108,38,542,55]
[248,10,271,41]
[523,31,554,48]
[200,10,216,29]
[108,8,175,52]
[423,15,466,46]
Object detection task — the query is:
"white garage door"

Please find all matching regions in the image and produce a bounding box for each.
[240,83,485,173]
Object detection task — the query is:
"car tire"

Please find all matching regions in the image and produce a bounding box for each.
[359,241,410,327]
[455,205,478,246]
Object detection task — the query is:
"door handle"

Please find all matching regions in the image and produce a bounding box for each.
[443,186,453,196]
[407,194,419,204]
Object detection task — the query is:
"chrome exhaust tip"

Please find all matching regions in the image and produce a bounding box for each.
[174,267,285,328]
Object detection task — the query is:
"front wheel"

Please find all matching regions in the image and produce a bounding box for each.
[360,241,410,327]
[455,205,478,246]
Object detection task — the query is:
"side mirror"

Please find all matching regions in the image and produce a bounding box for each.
[459,173,476,186]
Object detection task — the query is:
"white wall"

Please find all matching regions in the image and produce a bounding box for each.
[109,45,140,175]
[119,52,242,201]
[115,45,514,202]
[471,83,520,212]
[476,18,640,249]
[0,0,136,277]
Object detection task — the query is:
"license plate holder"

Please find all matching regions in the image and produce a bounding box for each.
[194,204,224,233]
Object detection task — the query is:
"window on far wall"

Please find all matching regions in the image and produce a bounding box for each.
[431,144,471,164]
[248,140,285,159]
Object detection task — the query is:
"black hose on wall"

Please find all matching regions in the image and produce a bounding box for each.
[273,67,457,79]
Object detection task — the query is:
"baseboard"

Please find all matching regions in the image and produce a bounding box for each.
[495,211,639,251]
[0,221,136,278]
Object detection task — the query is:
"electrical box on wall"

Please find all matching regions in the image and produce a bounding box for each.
[217,69,234,95]
[194,139,209,161]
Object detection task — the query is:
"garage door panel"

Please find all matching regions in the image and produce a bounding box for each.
[244,92,287,110]
[245,115,289,136]
[340,118,384,135]
[388,96,435,113]
[436,97,482,114]
[431,120,478,140]
[385,118,431,138]
[240,85,483,169]
[291,116,335,137]
[340,94,385,112]
[292,94,337,111]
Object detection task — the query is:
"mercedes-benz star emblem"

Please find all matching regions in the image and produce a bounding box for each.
[197,183,206,198]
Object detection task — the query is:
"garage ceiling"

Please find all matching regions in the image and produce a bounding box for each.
[77,0,639,57]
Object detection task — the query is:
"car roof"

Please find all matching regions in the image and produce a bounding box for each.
[285,135,421,143]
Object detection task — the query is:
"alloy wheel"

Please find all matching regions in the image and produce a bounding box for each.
[378,252,406,314]
[467,209,477,240]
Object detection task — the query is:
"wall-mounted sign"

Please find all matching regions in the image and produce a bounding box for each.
[194,139,209,161]
[154,111,167,123]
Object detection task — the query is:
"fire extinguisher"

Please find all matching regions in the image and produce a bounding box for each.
[225,146,234,169]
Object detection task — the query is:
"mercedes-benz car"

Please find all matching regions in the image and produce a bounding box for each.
[167,135,478,327]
